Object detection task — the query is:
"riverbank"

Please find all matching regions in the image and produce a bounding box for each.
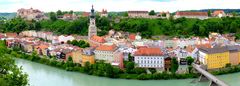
[10,50,199,80]
[4,42,240,80]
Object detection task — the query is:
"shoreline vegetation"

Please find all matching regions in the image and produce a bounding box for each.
[2,41,240,80]
[1,16,240,39]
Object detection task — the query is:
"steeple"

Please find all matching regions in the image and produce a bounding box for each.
[90,5,95,18]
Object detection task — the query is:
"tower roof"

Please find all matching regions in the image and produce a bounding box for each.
[90,5,95,18]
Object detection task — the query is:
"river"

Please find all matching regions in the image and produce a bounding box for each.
[15,58,240,86]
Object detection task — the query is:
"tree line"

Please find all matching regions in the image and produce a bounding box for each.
[1,15,240,39]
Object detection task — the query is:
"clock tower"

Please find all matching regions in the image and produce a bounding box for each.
[88,5,97,40]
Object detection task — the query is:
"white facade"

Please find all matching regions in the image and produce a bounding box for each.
[94,50,117,63]
[58,35,75,43]
[198,50,207,65]
[134,56,164,68]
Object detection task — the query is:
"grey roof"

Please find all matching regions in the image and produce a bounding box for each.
[199,45,240,54]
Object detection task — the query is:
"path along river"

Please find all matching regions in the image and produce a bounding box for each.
[15,58,240,86]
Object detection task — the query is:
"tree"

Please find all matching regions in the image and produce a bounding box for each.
[56,10,63,16]
[83,62,91,73]
[128,53,134,62]
[171,57,179,73]
[149,10,156,15]
[232,11,237,17]
[126,62,135,73]
[0,41,28,86]
[208,10,212,17]
[69,10,74,14]
[49,12,57,21]
[186,56,194,65]
[123,12,128,17]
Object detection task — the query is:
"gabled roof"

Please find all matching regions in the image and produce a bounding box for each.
[134,48,163,56]
[176,11,208,16]
[212,10,225,16]
[128,11,148,14]
[91,35,106,43]
[96,44,117,51]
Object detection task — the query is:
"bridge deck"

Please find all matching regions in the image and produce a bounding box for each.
[192,64,229,86]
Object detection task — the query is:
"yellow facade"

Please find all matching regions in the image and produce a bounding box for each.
[80,54,95,66]
[72,50,82,64]
[206,52,230,69]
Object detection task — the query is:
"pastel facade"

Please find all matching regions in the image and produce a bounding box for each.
[134,48,164,69]
[128,11,149,18]
[81,47,95,66]
[94,44,117,63]
[198,46,240,69]
[174,11,208,20]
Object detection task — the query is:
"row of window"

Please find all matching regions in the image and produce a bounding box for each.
[136,60,163,64]
[136,57,163,60]
[139,64,163,68]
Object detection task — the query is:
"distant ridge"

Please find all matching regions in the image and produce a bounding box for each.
[0,13,16,19]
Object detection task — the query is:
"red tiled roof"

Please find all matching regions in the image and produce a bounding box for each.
[129,34,136,41]
[196,43,212,48]
[36,44,49,49]
[128,11,148,14]
[91,35,106,43]
[212,10,225,16]
[96,44,117,51]
[135,48,163,56]
[6,33,17,38]
[176,12,208,16]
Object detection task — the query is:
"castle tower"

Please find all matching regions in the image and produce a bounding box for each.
[88,5,97,40]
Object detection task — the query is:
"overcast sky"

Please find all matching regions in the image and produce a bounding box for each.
[1,0,240,13]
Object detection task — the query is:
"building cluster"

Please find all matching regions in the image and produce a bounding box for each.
[17,8,48,21]
[6,6,239,72]
[127,10,233,20]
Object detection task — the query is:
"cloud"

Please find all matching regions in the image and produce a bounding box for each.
[0,0,240,12]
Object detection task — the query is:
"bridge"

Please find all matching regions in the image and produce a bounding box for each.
[192,64,229,86]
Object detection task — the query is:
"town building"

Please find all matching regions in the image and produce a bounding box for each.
[174,11,208,20]
[88,5,97,40]
[17,8,47,21]
[100,9,108,17]
[128,11,149,18]
[198,46,234,69]
[134,48,164,69]
[61,14,78,20]
[71,48,82,64]
[158,11,170,19]
[164,57,172,71]
[58,35,75,43]
[94,44,118,63]
[212,10,226,18]
[80,47,95,66]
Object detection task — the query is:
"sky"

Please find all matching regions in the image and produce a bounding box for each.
[0,0,240,13]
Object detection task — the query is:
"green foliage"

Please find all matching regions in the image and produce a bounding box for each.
[225,63,232,68]
[171,57,179,73]
[149,10,156,15]
[186,56,194,65]
[128,53,134,62]
[0,41,28,86]
[125,62,135,74]
[49,12,57,21]
[208,10,212,17]
[68,40,90,48]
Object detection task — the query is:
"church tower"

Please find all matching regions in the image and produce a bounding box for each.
[88,5,97,40]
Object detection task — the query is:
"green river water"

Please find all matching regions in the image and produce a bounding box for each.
[15,58,240,86]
